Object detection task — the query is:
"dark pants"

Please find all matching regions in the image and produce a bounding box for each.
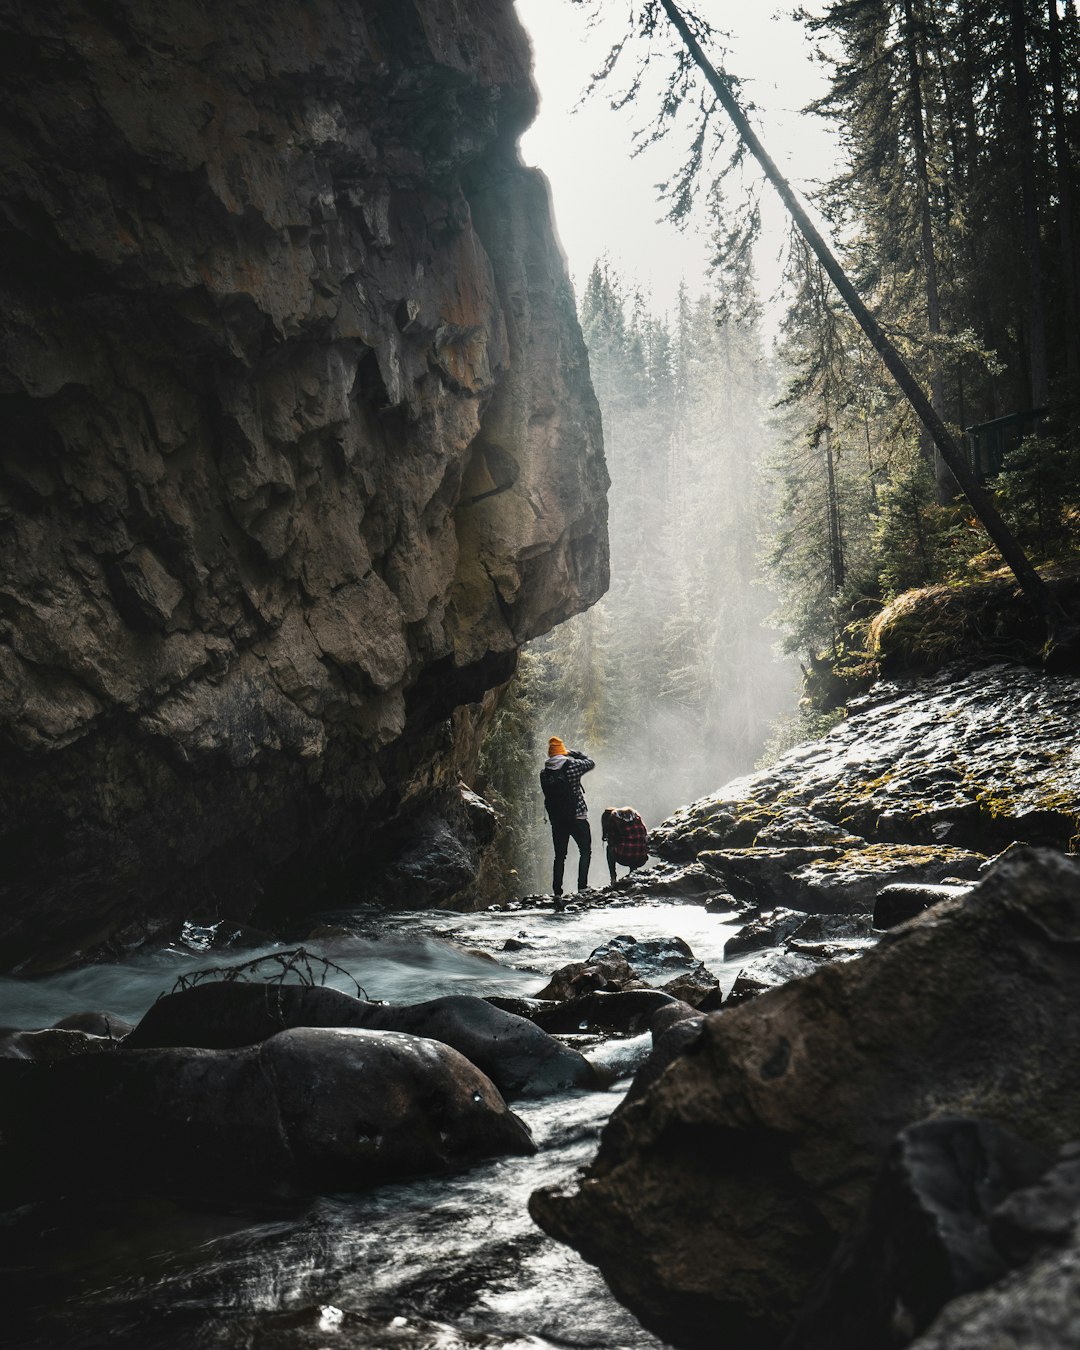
[552,817,592,895]
[607,845,646,883]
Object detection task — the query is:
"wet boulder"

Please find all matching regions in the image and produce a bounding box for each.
[2,1026,535,1200]
[698,847,844,905]
[725,908,807,958]
[535,935,720,1011]
[530,848,1080,1350]
[873,881,973,930]
[787,844,985,913]
[533,952,643,1001]
[127,983,595,1097]
[661,967,722,1009]
[0,1027,121,1062]
[617,861,742,908]
[725,950,824,1004]
[530,989,688,1036]
[52,1011,134,1038]
[784,913,878,961]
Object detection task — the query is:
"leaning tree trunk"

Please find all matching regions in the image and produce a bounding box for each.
[658,0,1064,643]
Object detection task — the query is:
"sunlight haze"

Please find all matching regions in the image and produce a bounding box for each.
[517,0,837,316]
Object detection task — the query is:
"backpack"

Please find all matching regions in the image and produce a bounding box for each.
[540,763,577,825]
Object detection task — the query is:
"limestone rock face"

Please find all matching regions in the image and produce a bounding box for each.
[0,0,608,971]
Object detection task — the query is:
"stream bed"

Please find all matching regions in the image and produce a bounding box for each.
[1,898,744,1349]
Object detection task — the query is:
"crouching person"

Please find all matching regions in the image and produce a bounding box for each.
[601,806,649,885]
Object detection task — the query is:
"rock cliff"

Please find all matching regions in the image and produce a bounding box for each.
[0,0,608,972]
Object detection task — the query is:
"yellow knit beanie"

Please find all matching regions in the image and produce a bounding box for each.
[548,736,568,757]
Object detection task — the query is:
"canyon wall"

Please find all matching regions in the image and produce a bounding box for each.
[0,0,608,971]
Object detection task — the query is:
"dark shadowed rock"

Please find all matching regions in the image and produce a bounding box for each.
[533,953,644,1001]
[990,1144,1080,1268]
[873,881,973,930]
[905,1241,1080,1349]
[126,982,595,1097]
[786,1117,1052,1350]
[530,848,1080,1350]
[0,1027,121,1062]
[52,1011,134,1038]
[529,989,686,1036]
[2,1026,535,1200]
[725,909,807,958]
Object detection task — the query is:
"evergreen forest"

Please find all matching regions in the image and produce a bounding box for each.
[481,0,1080,895]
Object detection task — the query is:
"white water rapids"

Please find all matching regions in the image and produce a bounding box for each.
[1,898,745,1349]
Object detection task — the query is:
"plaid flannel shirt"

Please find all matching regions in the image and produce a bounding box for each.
[546,751,594,818]
[604,809,649,864]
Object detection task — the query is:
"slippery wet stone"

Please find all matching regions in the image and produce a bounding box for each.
[652,665,1080,864]
[725,950,824,1003]
[724,909,808,958]
[873,881,974,930]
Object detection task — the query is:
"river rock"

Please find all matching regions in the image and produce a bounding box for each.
[725,950,824,1004]
[530,847,1080,1350]
[52,1011,134,1038]
[2,1026,535,1200]
[786,1116,1053,1350]
[725,908,807,957]
[698,847,845,904]
[529,989,688,1037]
[873,881,974,930]
[126,982,595,1097]
[532,953,644,1001]
[0,0,608,974]
[0,1027,121,1062]
[617,862,743,908]
[783,913,878,961]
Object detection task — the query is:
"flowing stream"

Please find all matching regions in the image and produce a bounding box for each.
[2,899,744,1349]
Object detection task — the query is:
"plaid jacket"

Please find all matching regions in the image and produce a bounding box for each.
[542,751,595,819]
[603,808,649,864]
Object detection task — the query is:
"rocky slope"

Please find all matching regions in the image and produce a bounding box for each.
[531,660,1080,1350]
[0,0,608,972]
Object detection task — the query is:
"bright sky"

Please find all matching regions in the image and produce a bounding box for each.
[515,0,838,319]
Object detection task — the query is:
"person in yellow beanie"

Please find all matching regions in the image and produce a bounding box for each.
[539,736,595,904]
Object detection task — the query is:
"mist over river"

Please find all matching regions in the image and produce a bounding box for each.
[1,898,744,1350]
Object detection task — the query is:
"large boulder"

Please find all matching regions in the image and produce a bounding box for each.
[530,848,1080,1350]
[2,1025,535,1199]
[126,981,595,1097]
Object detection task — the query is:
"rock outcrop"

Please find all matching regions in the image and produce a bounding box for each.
[530,847,1080,1350]
[0,0,608,971]
[653,665,1080,865]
